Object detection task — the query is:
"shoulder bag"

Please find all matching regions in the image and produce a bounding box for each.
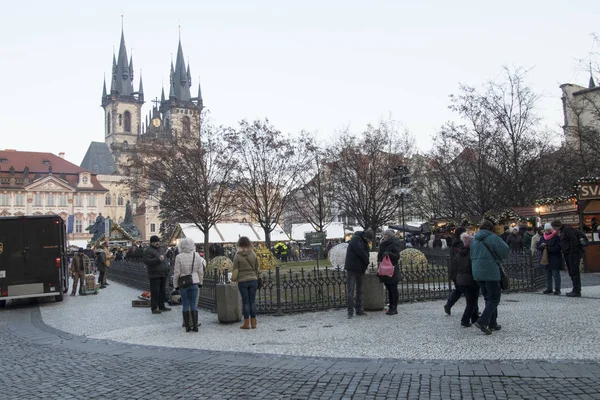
[177,253,195,289]
[478,237,510,291]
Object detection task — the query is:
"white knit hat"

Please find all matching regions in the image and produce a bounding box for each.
[544,223,552,230]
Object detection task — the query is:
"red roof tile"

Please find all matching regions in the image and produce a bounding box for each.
[0,150,89,174]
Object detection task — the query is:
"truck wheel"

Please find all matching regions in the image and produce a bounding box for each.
[56,292,64,302]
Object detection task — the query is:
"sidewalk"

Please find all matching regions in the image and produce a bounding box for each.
[39,277,600,361]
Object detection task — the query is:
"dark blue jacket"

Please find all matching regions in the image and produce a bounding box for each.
[344,231,371,273]
[471,230,510,281]
[537,234,562,270]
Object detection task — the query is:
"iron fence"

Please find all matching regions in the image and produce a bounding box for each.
[109,251,545,315]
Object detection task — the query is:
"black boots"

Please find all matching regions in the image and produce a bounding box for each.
[191,310,199,332]
[183,312,191,332]
[386,305,398,315]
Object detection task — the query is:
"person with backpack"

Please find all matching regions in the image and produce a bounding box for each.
[377,230,401,316]
[551,220,584,297]
[449,233,479,327]
[537,223,562,295]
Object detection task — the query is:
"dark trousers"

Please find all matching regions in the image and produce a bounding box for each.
[545,266,561,291]
[98,271,105,286]
[445,280,462,309]
[238,280,258,319]
[477,280,501,328]
[346,270,365,314]
[458,285,479,325]
[384,283,398,309]
[565,252,582,293]
[149,277,168,311]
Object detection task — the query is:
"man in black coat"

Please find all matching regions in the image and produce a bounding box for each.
[551,220,582,297]
[143,235,172,313]
[344,230,374,319]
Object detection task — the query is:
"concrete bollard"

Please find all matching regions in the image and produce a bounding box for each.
[216,282,242,323]
[362,273,385,311]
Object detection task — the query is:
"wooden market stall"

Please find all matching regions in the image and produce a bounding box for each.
[576,179,600,272]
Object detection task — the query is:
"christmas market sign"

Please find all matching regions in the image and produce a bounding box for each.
[579,183,600,200]
[538,203,577,215]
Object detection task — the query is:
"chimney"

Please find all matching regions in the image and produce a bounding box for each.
[59,152,65,159]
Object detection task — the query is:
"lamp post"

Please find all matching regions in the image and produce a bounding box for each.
[393,166,410,237]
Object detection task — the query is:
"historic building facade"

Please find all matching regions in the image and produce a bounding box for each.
[561,72,600,148]
[0,150,108,241]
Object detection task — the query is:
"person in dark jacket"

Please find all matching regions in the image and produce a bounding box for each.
[344,230,374,319]
[506,227,523,252]
[522,227,534,251]
[551,220,582,297]
[500,226,510,242]
[95,245,108,289]
[537,223,562,295]
[449,233,479,327]
[143,235,172,314]
[377,230,401,316]
[444,227,467,315]
[471,221,510,335]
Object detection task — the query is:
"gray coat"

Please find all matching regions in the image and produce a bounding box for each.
[143,245,170,279]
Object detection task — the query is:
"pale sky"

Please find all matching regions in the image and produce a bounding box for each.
[1,0,598,166]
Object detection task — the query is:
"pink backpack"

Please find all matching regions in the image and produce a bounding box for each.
[378,255,394,277]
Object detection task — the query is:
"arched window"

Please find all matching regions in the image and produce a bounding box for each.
[182,116,191,137]
[105,194,111,206]
[124,111,131,132]
[118,195,124,206]
[107,112,111,134]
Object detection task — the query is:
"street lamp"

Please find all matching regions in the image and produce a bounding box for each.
[393,166,411,237]
[535,207,541,228]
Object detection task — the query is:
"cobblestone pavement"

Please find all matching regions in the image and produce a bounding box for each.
[1,275,600,399]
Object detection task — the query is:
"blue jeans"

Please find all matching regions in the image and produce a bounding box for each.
[477,280,501,328]
[180,284,199,312]
[238,280,258,319]
[545,266,561,291]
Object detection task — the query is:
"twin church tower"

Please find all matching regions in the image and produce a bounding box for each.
[100,28,204,172]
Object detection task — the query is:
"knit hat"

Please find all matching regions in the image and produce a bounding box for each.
[78,248,84,253]
[544,223,553,230]
[150,235,160,243]
[460,232,474,248]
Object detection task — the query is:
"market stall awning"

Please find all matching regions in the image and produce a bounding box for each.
[291,222,345,241]
[178,222,289,244]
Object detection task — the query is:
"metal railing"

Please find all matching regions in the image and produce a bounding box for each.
[109,252,545,315]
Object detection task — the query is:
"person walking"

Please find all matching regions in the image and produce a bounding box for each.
[70,248,88,296]
[471,220,510,335]
[551,220,583,297]
[173,238,204,332]
[377,230,401,316]
[231,236,260,329]
[449,233,479,327]
[143,235,172,314]
[94,245,108,289]
[444,227,467,315]
[344,230,374,319]
[537,223,562,295]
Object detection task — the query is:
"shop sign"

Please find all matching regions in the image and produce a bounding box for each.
[579,184,600,200]
[539,203,577,215]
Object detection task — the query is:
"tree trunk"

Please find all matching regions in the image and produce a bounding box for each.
[264,229,271,250]
[203,232,210,262]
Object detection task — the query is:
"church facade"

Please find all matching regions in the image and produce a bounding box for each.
[80,27,204,241]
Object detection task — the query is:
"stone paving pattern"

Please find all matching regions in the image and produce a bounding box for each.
[0,273,599,399]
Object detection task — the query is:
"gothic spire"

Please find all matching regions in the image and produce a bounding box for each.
[113,27,134,96]
[138,72,144,103]
[170,37,192,102]
[589,63,596,89]
[161,86,166,103]
[197,81,203,109]
[101,77,108,107]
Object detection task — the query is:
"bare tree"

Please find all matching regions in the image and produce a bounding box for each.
[330,120,413,234]
[286,134,334,233]
[124,122,236,259]
[225,119,308,248]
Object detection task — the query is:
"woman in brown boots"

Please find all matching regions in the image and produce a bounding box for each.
[231,236,260,329]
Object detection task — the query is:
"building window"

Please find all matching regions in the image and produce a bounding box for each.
[117,195,124,206]
[88,219,94,229]
[59,194,67,207]
[118,114,122,126]
[124,111,131,132]
[150,223,156,233]
[0,193,8,206]
[46,194,55,207]
[105,194,112,206]
[15,193,24,206]
[87,194,96,207]
[34,193,42,206]
[107,112,111,134]
[182,116,191,137]
[75,219,83,233]
[75,194,83,207]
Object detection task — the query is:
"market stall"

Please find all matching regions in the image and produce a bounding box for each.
[576,178,600,272]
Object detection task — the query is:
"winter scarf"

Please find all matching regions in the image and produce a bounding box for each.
[543,230,556,241]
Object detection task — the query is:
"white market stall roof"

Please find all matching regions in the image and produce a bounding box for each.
[291,222,345,241]
[68,240,89,248]
[179,222,289,244]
